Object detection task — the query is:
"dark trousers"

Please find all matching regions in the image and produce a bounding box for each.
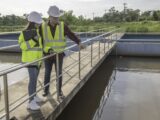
[28,66,39,102]
[44,54,64,96]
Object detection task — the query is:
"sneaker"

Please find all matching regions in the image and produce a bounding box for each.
[27,100,40,110]
[34,96,43,103]
[59,92,65,99]
[57,93,65,103]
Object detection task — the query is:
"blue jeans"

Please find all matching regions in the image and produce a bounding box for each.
[44,54,64,96]
[28,66,39,102]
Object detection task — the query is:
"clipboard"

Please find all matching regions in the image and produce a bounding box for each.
[22,29,37,41]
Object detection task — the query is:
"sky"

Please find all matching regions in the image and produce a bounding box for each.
[0,0,159,18]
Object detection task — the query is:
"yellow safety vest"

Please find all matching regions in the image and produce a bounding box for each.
[18,29,43,66]
[42,21,66,53]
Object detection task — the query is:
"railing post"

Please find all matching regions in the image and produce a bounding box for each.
[79,47,81,79]
[3,74,10,120]
[104,37,106,54]
[56,53,60,95]
[86,31,88,40]
[110,34,112,47]
[91,41,93,67]
[98,40,100,59]
[0,84,1,99]
[116,32,118,42]
[108,36,110,49]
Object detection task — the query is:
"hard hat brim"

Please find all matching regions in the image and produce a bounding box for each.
[37,20,43,24]
[47,11,61,17]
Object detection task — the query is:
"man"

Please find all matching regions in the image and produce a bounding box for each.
[40,5,85,102]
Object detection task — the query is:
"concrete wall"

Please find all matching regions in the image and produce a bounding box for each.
[116,41,160,57]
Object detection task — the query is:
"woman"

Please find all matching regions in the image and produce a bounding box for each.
[18,11,43,110]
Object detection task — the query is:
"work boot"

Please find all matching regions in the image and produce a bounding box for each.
[57,92,65,103]
[57,96,63,103]
[27,100,40,111]
[42,91,50,97]
[59,91,65,99]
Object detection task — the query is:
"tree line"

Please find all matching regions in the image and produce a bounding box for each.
[94,7,160,22]
[0,6,160,26]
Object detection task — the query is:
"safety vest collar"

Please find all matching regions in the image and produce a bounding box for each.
[43,22,64,44]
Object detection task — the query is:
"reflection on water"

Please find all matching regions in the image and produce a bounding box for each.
[57,56,160,120]
[96,70,160,120]
[92,69,116,120]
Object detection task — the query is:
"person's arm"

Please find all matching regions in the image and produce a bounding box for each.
[18,32,30,51]
[64,24,80,45]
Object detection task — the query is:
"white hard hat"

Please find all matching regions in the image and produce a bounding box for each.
[48,5,60,17]
[27,11,43,24]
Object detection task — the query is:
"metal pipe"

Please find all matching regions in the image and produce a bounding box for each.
[104,38,106,54]
[118,39,160,42]
[3,74,10,120]
[79,47,81,79]
[111,35,112,47]
[91,41,93,67]
[99,41,100,59]
[0,29,115,52]
[0,44,19,51]
[0,28,120,77]
[75,26,116,35]
[56,53,60,96]
[108,37,110,49]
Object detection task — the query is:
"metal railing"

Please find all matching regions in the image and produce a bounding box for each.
[0,27,117,51]
[0,45,19,51]
[0,28,121,119]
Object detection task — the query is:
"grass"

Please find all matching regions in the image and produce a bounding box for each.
[0,21,160,33]
[71,21,160,33]
[0,26,26,32]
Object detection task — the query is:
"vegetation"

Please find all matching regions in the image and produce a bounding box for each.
[0,6,160,32]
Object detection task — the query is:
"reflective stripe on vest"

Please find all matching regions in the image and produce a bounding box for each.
[43,22,66,53]
[24,30,43,51]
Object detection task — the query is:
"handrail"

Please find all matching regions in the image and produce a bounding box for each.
[118,39,160,42]
[0,44,19,51]
[75,26,116,35]
[0,27,116,51]
[0,28,120,76]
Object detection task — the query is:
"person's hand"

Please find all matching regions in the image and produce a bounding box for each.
[79,43,86,50]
